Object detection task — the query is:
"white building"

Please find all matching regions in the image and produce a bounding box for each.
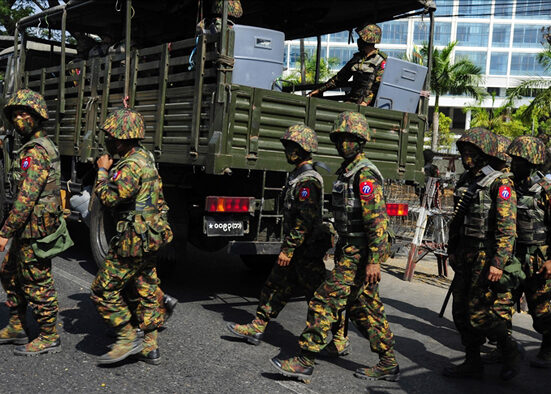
[283,0,551,132]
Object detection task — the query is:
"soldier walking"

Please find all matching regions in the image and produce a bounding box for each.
[0,89,72,355]
[444,128,521,381]
[91,108,173,365]
[506,136,551,368]
[270,111,398,383]
[226,124,349,356]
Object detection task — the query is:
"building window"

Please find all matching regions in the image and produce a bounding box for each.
[494,1,513,18]
[456,23,489,47]
[458,0,491,18]
[455,51,487,73]
[513,25,545,48]
[288,45,317,69]
[511,53,548,76]
[516,1,549,19]
[328,47,357,69]
[330,31,353,43]
[380,49,407,59]
[414,22,452,46]
[489,53,508,75]
[380,21,408,45]
[434,0,454,16]
[492,24,511,47]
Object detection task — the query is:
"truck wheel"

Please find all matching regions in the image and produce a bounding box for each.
[240,254,276,273]
[89,197,116,268]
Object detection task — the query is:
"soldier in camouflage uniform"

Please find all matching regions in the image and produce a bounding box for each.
[309,25,386,106]
[492,134,512,172]
[444,128,521,381]
[0,89,64,355]
[91,108,173,365]
[201,0,243,33]
[506,136,551,368]
[226,124,349,356]
[271,111,398,383]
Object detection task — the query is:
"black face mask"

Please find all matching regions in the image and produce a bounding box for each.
[284,143,306,165]
[105,138,118,156]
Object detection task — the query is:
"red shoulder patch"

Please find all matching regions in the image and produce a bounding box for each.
[360,181,374,200]
[112,170,122,181]
[380,60,386,70]
[498,185,511,200]
[21,157,32,171]
[298,187,310,201]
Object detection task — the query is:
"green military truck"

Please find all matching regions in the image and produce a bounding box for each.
[1,0,436,267]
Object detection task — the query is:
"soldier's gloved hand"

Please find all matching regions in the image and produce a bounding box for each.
[97,154,113,171]
[487,265,503,282]
[365,263,381,284]
[0,236,9,252]
[537,260,551,280]
[277,251,291,267]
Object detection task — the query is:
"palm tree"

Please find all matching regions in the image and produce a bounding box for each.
[424,41,486,150]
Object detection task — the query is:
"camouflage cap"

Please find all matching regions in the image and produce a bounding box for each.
[212,0,243,18]
[330,111,370,142]
[101,108,145,140]
[456,127,498,158]
[507,135,546,165]
[355,24,382,44]
[3,89,49,121]
[495,134,511,162]
[280,124,318,153]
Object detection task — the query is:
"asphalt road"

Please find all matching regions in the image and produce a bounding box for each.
[0,224,547,393]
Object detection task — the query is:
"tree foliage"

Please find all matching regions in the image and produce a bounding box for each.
[425,112,454,150]
[284,54,339,85]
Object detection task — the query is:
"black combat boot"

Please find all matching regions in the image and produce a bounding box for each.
[163,294,178,323]
[270,351,315,384]
[530,334,551,368]
[443,346,483,379]
[500,338,524,380]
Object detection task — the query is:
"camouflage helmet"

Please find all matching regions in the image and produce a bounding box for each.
[456,127,498,158]
[101,108,145,140]
[3,89,49,121]
[212,0,243,18]
[280,124,318,153]
[330,111,371,142]
[495,134,511,162]
[506,135,546,165]
[355,24,382,44]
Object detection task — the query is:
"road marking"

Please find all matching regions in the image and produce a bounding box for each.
[53,267,92,289]
[276,381,319,394]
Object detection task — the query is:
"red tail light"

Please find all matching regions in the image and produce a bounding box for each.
[386,203,408,216]
[205,196,254,213]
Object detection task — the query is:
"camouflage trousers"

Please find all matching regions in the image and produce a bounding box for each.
[124,271,168,327]
[298,242,395,355]
[517,245,551,336]
[90,249,163,331]
[0,238,58,334]
[451,247,514,348]
[256,247,327,322]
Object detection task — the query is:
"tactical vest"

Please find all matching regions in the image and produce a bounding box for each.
[112,147,173,257]
[516,179,548,246]
[349,51,387,104]
[454,166,509,239]
[12,135,62,239]
[282,165,323,235]
[332,157,384,238]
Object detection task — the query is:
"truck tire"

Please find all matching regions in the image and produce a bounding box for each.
[89,197,116,268]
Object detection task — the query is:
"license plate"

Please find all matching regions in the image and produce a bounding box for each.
[204,216,246,236]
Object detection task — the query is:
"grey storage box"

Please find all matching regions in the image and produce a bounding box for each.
[232,25,285,90]
[374,57,428,113]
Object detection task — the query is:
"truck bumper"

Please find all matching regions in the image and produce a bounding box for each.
[227,241,281,255]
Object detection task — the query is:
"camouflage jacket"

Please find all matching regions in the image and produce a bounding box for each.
[0,130,62,240]
[451,167,517,270]
[95,145,172,257]
[319,49,387,106]
[280,161,323,258]
[333,153,390,265]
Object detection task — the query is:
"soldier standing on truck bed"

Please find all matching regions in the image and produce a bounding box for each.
[444,128,522,381]
[270,111,399,383]
[308,24,386,106]
[0,89,73,356]
[226,124,349,356]
[198,0,243,34]
[505,136,551,369]
[91,108,173,366]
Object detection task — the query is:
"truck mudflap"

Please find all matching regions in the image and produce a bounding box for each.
[227,241,281,255]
